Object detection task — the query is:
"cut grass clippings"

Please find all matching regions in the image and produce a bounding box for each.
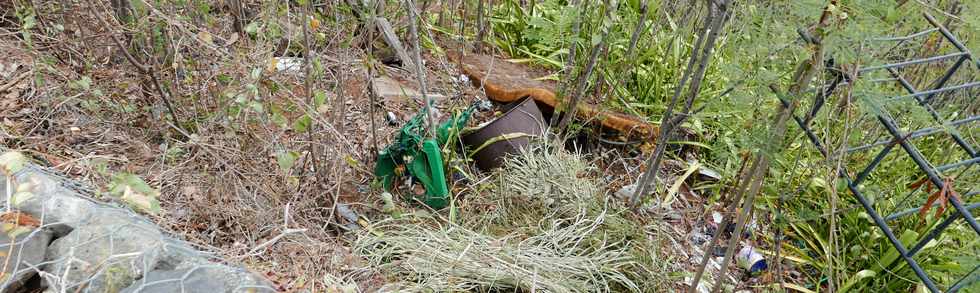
[355,145,671,292]
[355,213,638,292]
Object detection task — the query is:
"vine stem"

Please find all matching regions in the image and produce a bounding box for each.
[405,0,435,138]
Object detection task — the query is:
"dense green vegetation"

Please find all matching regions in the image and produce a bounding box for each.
[477,0,979,291]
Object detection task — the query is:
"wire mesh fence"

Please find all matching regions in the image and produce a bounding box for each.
[780,12,978,293]
[1,151,276,293]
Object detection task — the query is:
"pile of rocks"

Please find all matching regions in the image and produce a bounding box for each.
[0,164,274,293]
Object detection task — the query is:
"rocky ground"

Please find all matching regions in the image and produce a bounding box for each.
[1,158,274,292]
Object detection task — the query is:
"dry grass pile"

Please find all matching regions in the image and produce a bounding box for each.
[355,212,638,292]
[354,146,672,292]
[467,145,602,234]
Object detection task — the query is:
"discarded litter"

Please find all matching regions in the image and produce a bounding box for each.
[453,53,658,143]
[462,97,546,171]
[615,184,638,201]
[272,57,304,72]
[385,111,398,125]
[698,166,722,181]
[736,245,767,275]
[374,103,478,209]
[380,192,395,213]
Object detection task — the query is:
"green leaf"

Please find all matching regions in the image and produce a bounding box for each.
[528,16,550,28]
[292,115,312,132]
[314,92,327,107]
[244,21,260,36]
[107,173,161,215]
[0,151,28,175]
[840,270,876,292]
[1,223,31,239]
[270,106,288,128]
[248,101,264,113]
[276,151,299,172]
[71,76,91,91]
[22,15,35,30]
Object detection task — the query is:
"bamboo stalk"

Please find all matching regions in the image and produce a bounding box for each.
[625,0,652,60]
[555,0,585,129]
[556,0,616,135]
[691,2,837,290]
[629,0,719,209]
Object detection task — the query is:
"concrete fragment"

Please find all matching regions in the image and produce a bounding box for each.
[4,163,276,293]
[9,169,100,236]
[41,209,170,293]
[371,76,445,106]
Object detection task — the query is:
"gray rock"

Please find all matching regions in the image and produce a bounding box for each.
[0,228,53,292]
[614,184,638,201]
[120,267,226,293]
[40,200,274,293]
[9,169,101,236]
[40,207,207,293]
[5,163,275,293]
[121,266,276,293]
[42,217,166,292]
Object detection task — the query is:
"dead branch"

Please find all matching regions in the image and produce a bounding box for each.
[405,0,435,138]
[374,17,416,72]
[630,0,721,209]
[86,1,185,135]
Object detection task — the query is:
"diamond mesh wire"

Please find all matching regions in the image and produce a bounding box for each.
[1,154,276,293]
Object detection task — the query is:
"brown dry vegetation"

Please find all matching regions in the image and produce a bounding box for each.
[3,1,401,290]
[0,1,687,291]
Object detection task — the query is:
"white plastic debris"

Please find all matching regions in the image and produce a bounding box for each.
[273,57,304,72]
[385,111,398,125]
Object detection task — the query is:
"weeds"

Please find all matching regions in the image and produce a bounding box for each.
[3,0,978,292]
[482,0,978,291]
